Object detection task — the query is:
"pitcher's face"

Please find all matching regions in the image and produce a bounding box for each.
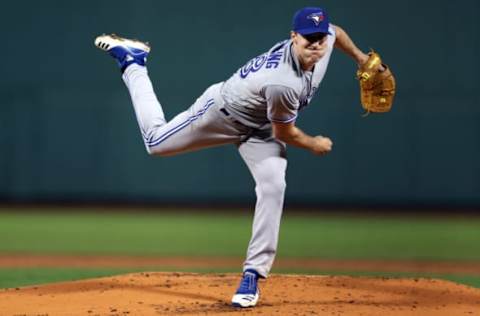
[291,31,328,71]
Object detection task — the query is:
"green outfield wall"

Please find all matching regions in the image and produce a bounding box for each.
[0,0,478,205]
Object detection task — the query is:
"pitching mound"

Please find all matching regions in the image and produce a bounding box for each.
[1,273,479,315]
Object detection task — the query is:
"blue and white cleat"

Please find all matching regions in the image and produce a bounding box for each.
[231,269,260,308]
[94,34,151,72]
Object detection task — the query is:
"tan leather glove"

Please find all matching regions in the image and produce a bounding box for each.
[357,51,396,113]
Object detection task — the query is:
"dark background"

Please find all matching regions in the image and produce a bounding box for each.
[0,0,478,207]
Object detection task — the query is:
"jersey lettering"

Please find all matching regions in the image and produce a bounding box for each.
[240,50,284,78]
[266,51,282,69]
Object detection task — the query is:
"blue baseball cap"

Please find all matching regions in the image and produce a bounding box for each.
[292,7,332,35]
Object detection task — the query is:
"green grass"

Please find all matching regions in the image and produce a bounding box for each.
[0,211,251,256]
[0,209,479,289]
[280,215,480,260]
[0,210,479,260]
[0,268,142,289]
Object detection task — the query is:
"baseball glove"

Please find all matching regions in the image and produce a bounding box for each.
[356,51,396,114]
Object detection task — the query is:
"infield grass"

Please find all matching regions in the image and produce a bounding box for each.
[0,208,479,288]
[0,209,479,260]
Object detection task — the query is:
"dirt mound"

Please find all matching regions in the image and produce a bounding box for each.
[1,272,479,315]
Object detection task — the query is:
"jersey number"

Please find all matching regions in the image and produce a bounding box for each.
[240,51,283,79]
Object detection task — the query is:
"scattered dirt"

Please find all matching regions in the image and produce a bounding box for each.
[1,272,479,316]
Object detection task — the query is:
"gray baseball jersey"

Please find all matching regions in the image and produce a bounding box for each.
[221,24,336,129]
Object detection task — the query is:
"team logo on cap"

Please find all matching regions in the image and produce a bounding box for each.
[307,12,324,26]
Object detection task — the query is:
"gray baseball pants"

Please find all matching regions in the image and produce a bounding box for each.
[122,64,287,277]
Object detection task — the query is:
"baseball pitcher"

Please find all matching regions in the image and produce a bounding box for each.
[94,6,395,308]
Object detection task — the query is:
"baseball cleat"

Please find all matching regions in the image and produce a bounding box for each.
[231,269,260,308]
[94,34,151,72]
